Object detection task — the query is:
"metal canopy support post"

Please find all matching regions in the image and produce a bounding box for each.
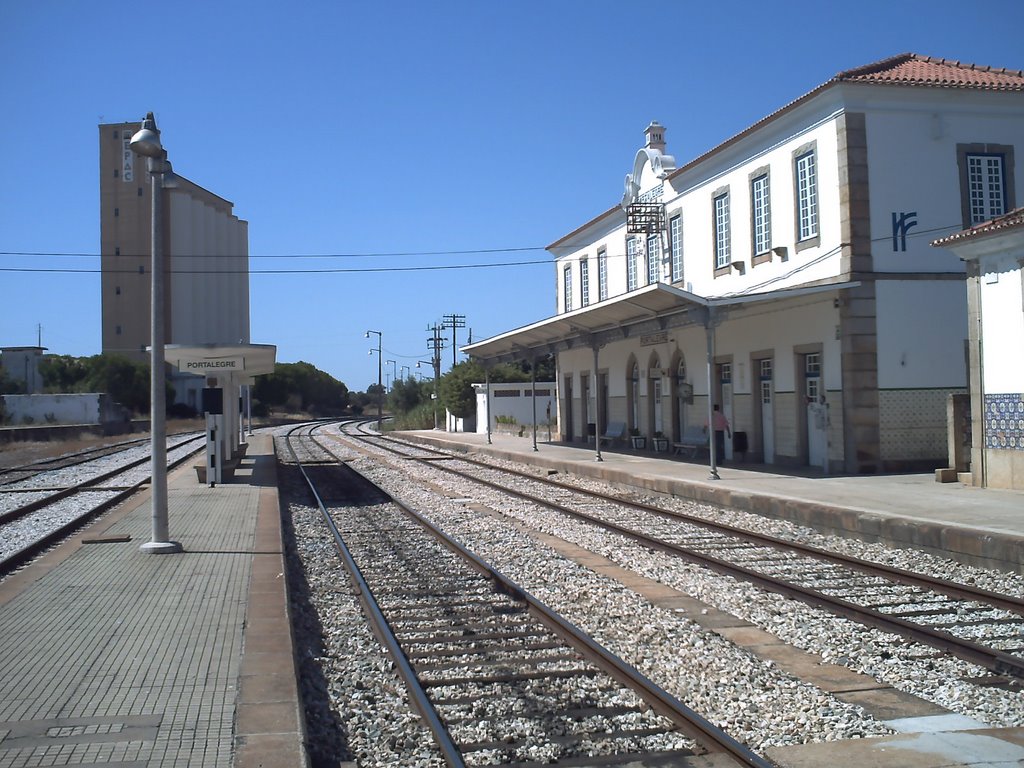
[485,367,492,445]
[592,343,603,462]
[531,354,538,452]
[704,307,720,481]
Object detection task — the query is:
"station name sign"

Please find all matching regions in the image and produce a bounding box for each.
[179,357,245,373]
[640,332,668,346]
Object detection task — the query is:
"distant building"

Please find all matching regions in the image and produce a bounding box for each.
[0,346,46,394]
[98,121,250,410]
[466,53,1024,473]
[932,207,1024,489]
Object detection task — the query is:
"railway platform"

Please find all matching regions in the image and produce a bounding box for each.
[0,434,307,768]
[398,429,1024,575]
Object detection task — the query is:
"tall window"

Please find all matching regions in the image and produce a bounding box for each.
[598,248,608,301]
[646,234,660,285]
[562,263,572,313]
[669,214,683,283]
[626,237,639,291]
[714,192,731,269]
[751,173,771,255]
[967,154,1006,224]
[795,150,818,241]
[580,258,590,307]
[957,144,1014,228]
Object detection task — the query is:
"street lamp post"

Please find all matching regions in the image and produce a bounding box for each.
[365,330,382,430]
[130,112,181,554]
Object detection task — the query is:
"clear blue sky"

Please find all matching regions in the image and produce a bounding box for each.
[2,0,1022,392]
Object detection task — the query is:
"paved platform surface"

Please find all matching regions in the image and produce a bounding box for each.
[0,435,305,768]
[400,429,1024,574]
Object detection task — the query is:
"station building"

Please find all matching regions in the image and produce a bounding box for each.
[99,121,250,410]
[465,53,1024,474]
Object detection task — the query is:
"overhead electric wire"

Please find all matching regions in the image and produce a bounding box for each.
[0,245,557,259]
[0,259,551,275]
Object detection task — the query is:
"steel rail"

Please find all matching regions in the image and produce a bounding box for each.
[354,430,1024,680]
[282,425,466,768]
[377,433,1024,615]
[314,429,775,768]
[0,438,206,577]
[0,434,205,525]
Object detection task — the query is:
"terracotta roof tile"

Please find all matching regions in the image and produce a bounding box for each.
[932,207,1024,246]
[836,53,1024,91]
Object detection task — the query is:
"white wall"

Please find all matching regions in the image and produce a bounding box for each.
[2,394,106,425]
[979,256,1024,393]
[875,280,969,389]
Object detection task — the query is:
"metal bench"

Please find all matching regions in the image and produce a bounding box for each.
[673,426,708,458]
[598,421,626,446]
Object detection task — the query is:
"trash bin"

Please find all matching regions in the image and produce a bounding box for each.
[587,422,596,437]
[733,431,748,456]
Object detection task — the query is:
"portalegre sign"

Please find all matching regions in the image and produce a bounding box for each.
[178,357,245,373]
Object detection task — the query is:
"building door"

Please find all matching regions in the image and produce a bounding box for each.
[630,363,640,432]
[759,358,775,464]
[599,372,609,432]
[563,374,574,442]
[719,362,733,461]
[581,374,590,439]
[653,378,663,434]
[675,359,690,441]
[805,353,827,471]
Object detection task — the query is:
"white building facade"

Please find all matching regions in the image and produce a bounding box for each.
[467,54,1023,474]
[933,208,1024,489]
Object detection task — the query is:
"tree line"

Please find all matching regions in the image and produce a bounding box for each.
[1,353,553,425]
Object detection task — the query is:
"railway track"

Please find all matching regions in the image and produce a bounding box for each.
[338,423,1024,686]
[0,433,205,575]
[282,423,775,767]
[0,435,154,486]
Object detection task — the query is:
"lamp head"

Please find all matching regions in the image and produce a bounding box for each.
[160,160,180,189]
[364,331,370,339]
[129,112,163,158]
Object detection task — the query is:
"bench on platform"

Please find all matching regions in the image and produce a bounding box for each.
[673,426,708,459]
[598,421,626,446]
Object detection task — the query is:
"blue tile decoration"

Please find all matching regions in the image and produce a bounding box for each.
[984,393,1024,451]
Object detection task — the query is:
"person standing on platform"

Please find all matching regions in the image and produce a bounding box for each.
[704,404,731,465]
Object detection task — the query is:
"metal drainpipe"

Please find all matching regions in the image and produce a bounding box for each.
[593,343,602,462]
[705,308,720,481]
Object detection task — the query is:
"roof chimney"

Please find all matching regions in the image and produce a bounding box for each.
[644,121,666,153]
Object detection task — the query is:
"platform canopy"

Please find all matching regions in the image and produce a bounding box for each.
[161,343,277,379]
[462,281,858,366]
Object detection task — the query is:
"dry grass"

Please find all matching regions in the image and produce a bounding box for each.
[0,419,204,469]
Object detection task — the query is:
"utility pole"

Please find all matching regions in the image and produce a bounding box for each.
[442,313,466,370]
[426,323,447,430]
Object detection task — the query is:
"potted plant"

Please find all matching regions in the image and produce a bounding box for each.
[629,427,646,450]
[652,431,669,452]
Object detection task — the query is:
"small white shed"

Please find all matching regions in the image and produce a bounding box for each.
[473,382,556,436]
